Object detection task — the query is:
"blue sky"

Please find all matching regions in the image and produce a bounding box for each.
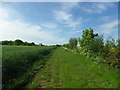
[0,2,118,45]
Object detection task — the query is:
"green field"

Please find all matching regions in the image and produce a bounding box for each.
[2,46,119,88]
[2,45,55,89]
[25,47,118,88]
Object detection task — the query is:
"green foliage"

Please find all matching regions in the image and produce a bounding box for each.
[79,28,98,47]
[69,38,78,49]
[2,46,55,88]
[117,40,120,68]
[63,43,69,48]
[102,37,118,67]
[29,42,36,46]
[79,28,99,55]
[2,40,14,45]
[76,28,119,67]
[14,39,24,45]
[88,35,104,56]
[1,39,37,46]
[24,41,36,46]
[55,44,61,47]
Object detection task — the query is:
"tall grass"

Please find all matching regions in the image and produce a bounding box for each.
[2,46,55,88]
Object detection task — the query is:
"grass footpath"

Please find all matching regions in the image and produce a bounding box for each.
[25,47,118,88]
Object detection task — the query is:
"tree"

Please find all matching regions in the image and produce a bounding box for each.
[39,43,43,46]
[30,42,35,46]
[14,39,24,45]
[80,28,98,47]
[69,38,78,49]
[56,44,61,47]
[1,40,37,46]
[79,28,98,53]
[0,41,2,45]
[24,42,29,46]
[63,43,69,48]
[2,40,14,45]
[89,35,104,56]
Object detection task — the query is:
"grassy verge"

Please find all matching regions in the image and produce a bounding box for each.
[25,47,118,88]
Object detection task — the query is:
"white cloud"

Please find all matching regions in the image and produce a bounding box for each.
[54,10,82,29]
[97,20,118,34]
[73,30,82,33]
[0,7,66,45]
[100,20,117,29]
[0,8,9,20]
[68,29,82,34]
[95,3,107,12]
[54,10,72,22]
[80,3,114,14]
[100,16,110,21]
[41,23,58,29]
[61,2,79,11]
[54,2,82,29]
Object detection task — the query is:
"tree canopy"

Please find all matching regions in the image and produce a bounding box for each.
[69,38,78,49]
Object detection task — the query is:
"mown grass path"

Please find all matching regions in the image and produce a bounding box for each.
[25,47,118,88]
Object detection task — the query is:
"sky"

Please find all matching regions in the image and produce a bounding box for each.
[0,2,118,45]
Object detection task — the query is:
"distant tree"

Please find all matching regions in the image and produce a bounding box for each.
[39,43,43,46]
[56,44,61,47]
[24,42,29,46]
[1,39,37,46]
[31,42,35,46]
[26,42,34,46]
[69,38,78,49]
[63,44,69,48]
[14,39,24,45]
[0,41,2,45]
[2,40,14,45]
[9,41,14,45]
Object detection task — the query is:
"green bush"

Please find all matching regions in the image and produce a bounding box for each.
[75,29,119,67]
[102,37,119,67]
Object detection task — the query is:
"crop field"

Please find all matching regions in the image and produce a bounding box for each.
[2,45,55,89]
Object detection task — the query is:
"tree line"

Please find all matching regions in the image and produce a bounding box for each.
[0,39,39,46]
[63,28,120,68]
[0,39,62,47]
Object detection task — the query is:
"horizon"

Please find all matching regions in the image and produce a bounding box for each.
[0,2,118,45]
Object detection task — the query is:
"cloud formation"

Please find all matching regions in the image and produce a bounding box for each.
[80,3,114,14]
[54,2,82,30]
[0,7,66,45]
[97,20,118,34]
